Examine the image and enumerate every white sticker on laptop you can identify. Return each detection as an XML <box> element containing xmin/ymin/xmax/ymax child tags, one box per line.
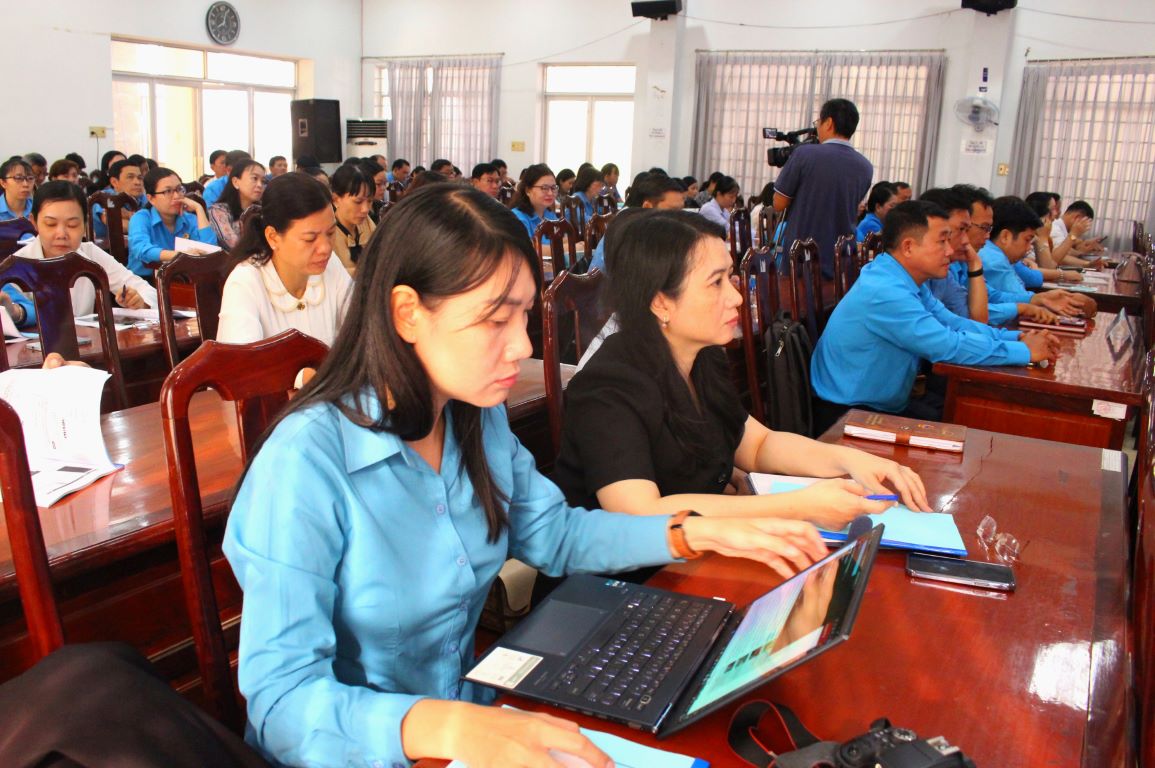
<box><xmin>465</xmin><ymin>647</ymin><xmax>542</xmax><ymax>689</ymax></box>
<box><xmin>1091</xmin><ymin>399</ymin><xmax>1127</xmax><ymax>420</ymax></box>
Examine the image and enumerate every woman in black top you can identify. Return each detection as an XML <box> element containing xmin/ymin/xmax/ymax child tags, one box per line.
<box><xmin>553</xmin><ymin>210</ymin><xmax>931</xmax><ymax>529</ymax></box>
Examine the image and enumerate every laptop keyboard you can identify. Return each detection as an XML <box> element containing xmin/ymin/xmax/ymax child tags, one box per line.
<box><xmin>546</xmin><ymin>592</ymin><xmax>713</xmax><ymax>712</ymax></box>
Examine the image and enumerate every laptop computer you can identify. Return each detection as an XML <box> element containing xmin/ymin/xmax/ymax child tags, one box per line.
<box><xmin>465</xmin><ymin>525</ymin><xmax>883</xmax><ymax>737</ymax></box>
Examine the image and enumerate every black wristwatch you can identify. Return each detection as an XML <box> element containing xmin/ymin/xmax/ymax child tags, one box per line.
<box><xmin>967</xmin><ymin>267</ymin><xmax>984</xmax><ymax>278</ymax></box>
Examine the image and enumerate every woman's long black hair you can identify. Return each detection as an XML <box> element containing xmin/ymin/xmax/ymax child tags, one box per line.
<box><xmin>239</xmin><ymin>183</ymin><xmax>542</xmax><ymax>541</ymax></box>
<box><xmin>602</xmin><ymin>209</ymin><xmax>743</xmax><ymax>466</ymax></box>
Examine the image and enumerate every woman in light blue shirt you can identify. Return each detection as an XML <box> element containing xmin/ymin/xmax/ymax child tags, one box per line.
<box><xmin>126</xmin><ymin>167</ymin><xmax>217</xmax><ymax>278</ymax></box>
<box><xmin>224</xmin><ymin>184</ymin><xmax>825</xmax><ymax>768</ymax></box>
<box><xmin>510</xmin><ymin>163</ymin><xmax>559</xmax><ymax>242</ymax></box>
<box><xmin>570</xmin><ymin>165</ymin><xmax>605</xmax><ymax>224</ymax></box>
<box><xmin>698</xmin><ymin>175</ymin><xmax>739</xmax><ymax>230</ymax></box>
<box><xmin>855</xmin><ymin>181</ymin><xmax>897</xmax><ymax>243</ymax></box>
<box><xmin>0</xmin><ymin>158</ymin><xmax>34</xmax><ymax>222</ymax></box>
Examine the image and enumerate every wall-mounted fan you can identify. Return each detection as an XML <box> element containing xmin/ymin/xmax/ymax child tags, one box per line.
<box><xmin>954</xmin><ymin>96</ymin><xmax>1000</xmax><ymax>132</ymax></box>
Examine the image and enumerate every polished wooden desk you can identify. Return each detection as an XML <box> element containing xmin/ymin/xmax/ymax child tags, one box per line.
<box><xmin>6</xmin><ymin>318</ymin><xmax>202</xmax><ymax>408</ymax></box>
<box><xmin>420</xmin><ymin>421</ymin><xmax>1131</xmax><ymax>767</ymax></box>
<box><xmin>0</xmin><ymin>357</ymin><xmax>574</xmax><ymax>683</ymax></box>
<box><xmin>933</xmin><ymin>312</ymin><xmax>1145</xmax><ymax>450</ymax></box>
<box><xmin>1035</xmin><ymin>267</ymin><xmax>1142</xmax><ymax>316</ymax></box>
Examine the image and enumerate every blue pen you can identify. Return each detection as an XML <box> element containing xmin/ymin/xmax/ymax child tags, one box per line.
<box><xmin>866</xmin><ymin>494</ymin><xmax>899</xmax><ymax>501</ymax></box>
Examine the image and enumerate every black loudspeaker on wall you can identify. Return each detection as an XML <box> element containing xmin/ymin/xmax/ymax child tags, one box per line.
<box><xmin>631</xmin><ymin>0</ymin><xmax>682</xmax><ymax>20</ymax></box>
<box><xmin>290</xmin><ymin>99</ymin><xmax>342</xmax><ymax>164</ymax></box>
<box><xmin>960</xmin><ymin>0</ymin><xmax>1017</xmax><ymax>14</ymax></box>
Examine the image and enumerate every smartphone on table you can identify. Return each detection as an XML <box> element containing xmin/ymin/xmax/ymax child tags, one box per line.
<box><xmin>906</xmin><ymin>552</ymin><xmax>1015</xmax><ymax>592</ymax></box>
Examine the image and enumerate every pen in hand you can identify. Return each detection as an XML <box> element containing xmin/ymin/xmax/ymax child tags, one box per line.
<box><xmin>865</xmin><ymin>494</ymin><xmax>899</xmax><ymax>502</ymax></box>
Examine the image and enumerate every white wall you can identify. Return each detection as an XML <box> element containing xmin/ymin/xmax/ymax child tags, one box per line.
<box><xmin>362</xmin><ymin>0</ymin><xmax>1155</xmax><ymax>192</ymax></box>
<box><xmin>2</xmin><ymin>0</ymin><xmax>362</xmax><ymax>173</ymax></box>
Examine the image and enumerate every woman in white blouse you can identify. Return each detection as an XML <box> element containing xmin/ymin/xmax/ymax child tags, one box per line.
<box><xmin>217</xmin><ymin>172</ymin><xmax>352</xmax><ymax>345</ymax></box>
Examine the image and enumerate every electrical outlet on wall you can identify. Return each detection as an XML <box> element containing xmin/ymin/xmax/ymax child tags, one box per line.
<box><xmin>89</xmin><ymin>126</ymin><xmax>107</xmax><ymax>139</ymax></box>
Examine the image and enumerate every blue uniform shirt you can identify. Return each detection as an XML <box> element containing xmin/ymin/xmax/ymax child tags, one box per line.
<box><xmin>2</xmin><ymin>285</ymin><xmax>35</xmax><ymax>329</ymax></box>
<box><xmin>699</xmin><ymin>198</ymin><xmax>731</xmax><ymax>230</ymax></box>
<box><xmin>202</xmin><ymin>175</ymin><xmax>228</xmax><ymax>207</ymax></box>
<box><xmin>224</xmin><ymin>399</ymin><xmax>674</xmax><ymax>768</ymax></box>
<box><xmin>812</xmin><ymin>253</ymin><xmax>1029</xmax><ymax>413</ymax></box>
<box><xmin>979</xmin><ymin>241</ymin><xmax>1034</xmax><ymax>303</ymax></box>
<box><xmin>1013</xmin><ymin>260</ymin><xmax>1044</xmax><ymax>289</ymax></box>
<box><xmin>589</xmin><ymin>236</ymin><xmax>607</xmax><ymax>273</ymax></box>
<box><xmin>126</xmin><ymin>207</ymin><xmax>217</xmax><ymax>278</ymax></box>
<box><xmin>510</xmin><ymin>206</ymin><xmax>558</xmax><ymax>243</ymax></box>
<box><xmin>92</xmin><ymin>189</ymin><xmax>147</xmax><ymax>240</ymax></box>
<box><xmin>855</xmin><ymin>212</ymin><xmax>882</xmax><ymax>243</ymax></box>
<box><xmin>928</xmin><ymin>261</ymin><xmax>1019</xmax><ymax>326</ymax></box>
<box><xmin>0</xmin><ymin>195</ymin><xmax>32</xmax><ymax>222</ymax></box>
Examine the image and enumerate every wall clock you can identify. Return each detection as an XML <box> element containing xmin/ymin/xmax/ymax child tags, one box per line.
<box><xmin>206</xmin><ymin>2</ymin><xmax>240</xmax><ymax>46</ymax></box>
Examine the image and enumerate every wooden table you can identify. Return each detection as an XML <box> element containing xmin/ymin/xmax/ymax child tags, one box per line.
<box><xmin>0</xmin><ymin>357</ymin><xmax>575</xmax><ymax>684</ymax></box>
<box><xmin>420</xmin><ymin>420</ymin><xmax>1131</xmax><ymax>767</ymax></box>
<box><xmin>933</xmin><ymin>312</ymin><xmax>1145</xmax><ymax>450</ymax></box>
<box><xmin>1036</xmin><ymin>266</ymin><xmax>1142</xmax><ymax>316</ymax></box>
<box><xmin>6</xmin><ymin>319</ymin><xmax>202</xmax><ymax>408</ymax></box>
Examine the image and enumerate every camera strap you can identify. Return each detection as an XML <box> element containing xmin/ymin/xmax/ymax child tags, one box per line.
<box><xmin>727</xmin><ymin>699</ymin><xmax>830</xmax><ymax>767</ymax></box>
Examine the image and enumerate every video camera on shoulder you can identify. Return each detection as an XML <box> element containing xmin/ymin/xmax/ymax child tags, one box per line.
<box><xmin>762</xmin><ymin>126</ymin><xmax>819</xmax><ymax>167</ymax></box>
<box><xmin>775</xmin><ymin>719</ymin><xmax>977</xmax><ymax>768</ymax></box>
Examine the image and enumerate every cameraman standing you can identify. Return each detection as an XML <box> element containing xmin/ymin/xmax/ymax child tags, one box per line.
<box><xmin>773</xmin><ymin>98</ymin><xmax>873</xmax><ymax>276</ymax></box>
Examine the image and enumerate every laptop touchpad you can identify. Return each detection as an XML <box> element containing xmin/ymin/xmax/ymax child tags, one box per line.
<box><xmin>513</xmin><ymin>600</ymin><xmax>606</xmax><ymax>656</ymax></box>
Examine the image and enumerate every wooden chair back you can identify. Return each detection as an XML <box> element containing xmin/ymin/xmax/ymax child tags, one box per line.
<box><xmin>160</xmin><ymin>329</ymin><xmax>329</xmax><ymax>730</ymax></box>
<box><xmin>832</xmin><ymin>234</ymin><xmax>859</xmax><ymax>301</ymax></box>
<box><xmin>238</xmin><ymin>203</ymin><xmax>262</xmax><ymax>243</ymax></box>
<box><xmin>1134</xmin><ymin>220</ymin><xmax>1147</xmax><ymax>254</ymax></box>
<box><xmin>498</xmin><ymin>183</ymin><xmax>515</xmax><ymax>208</ymax></box>
<box><xmin>786</xmin><ymin>238</ymin><xmax>824</xmax><ymax>344</ymax></box>
<box><xmin>533</xmin><ymin>218</ymin><xmax>581</xmax><ymax>277</ymax></box>
<box><xmin>155</xmin><ymin>251</ymin><xmax>235</xmax><ymax>369</ymax></box>
<box><xmin>586</xmin><ymin>211</ymin><xmax>614</xmax><ymax>254</ymax></box>
<box><xmin>0</xmin><ymin>218</ymin><xmax>36</xmax><ymax>259</ymax></box>
<box><xmin>562</xmin><ymin>196</ymin><xmax>587</xmax><ymax>240</ymax></box>
<box><xmin>0</xmin><ymin>399</ymin><xmax>64</xmax><ymax>662</ymax></box>
<box><xmin>542</xmin><ymin>270</ymin><xmax>608</xmax><ymax>457</ymax></box>
<box><xmin>0</xmin><ymin>253</ymin><xmax>127</xmax><ymax>410</ymax></box>
<box><xmin>183</xmin><ymin>180</ymin><xmax>205</xmax><ymax>195</ymax></box>
<box><xmin>738</xmin><ymin>246</ymin><xmax>783</xmax><ymax>424</ymax></box>
<box><xmin>87</xmin><ymin>192</ymin><xmax>139</xmax><ymax>265</ymax></box>
<box><xmin>757</xmin><ymin>206</ymin><xmax>783</xmax><ymax>250</ymax></box>
<box><xmin>729</xmin><ymin>208</ymin><xmax>752</xmax><ymax>267</ymax></box>
<box><xmin>593</xmin><ymin>193</ymin><xmax>617</xmax><ymax>215</ymax></box>
<box><xmin>858</xmin><ymin>231</ymin><xmax>883</xmax><ymax>267</ymax></box>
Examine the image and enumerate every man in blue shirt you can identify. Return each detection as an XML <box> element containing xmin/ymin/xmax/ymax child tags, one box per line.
<box><xmin>92</xmin><ymin>159</ymin><xmax>145</xmax><ymax>240</ymax></box>
<box><xmin>386</xmin><ymin>157</ymin><xmax>410</xmax><ymax>186</ymax></box>
<box><xmin>588</xmin><ymin>174</ymin><xmax>684</xmax><ymax>273</ymax></box>
<box><xmin>923</xmin><ymin>187</ymin><xmax>1059</xmax><ymax>327</ymax></box>
<box><xmin>773</xmin><ymin>98</ymin><xmax>873</xmax><ymax>277</ymax></box>
<box><xmin>202</xmin><ymin>149</ymin><xmax>251</xmax><ymax>207</ymax></box>
<box><xmin>979</xmin><ymin>196</ymin><xmax>1097</xmax><ymax>317</ymax></box>
<box><xmin>811</xmin><ymin>200</ymin><xmax>1059</xmax><ymax>433</ymax></box>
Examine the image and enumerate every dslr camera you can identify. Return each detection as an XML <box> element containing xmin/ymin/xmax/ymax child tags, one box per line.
<box><xmin>775</xmin><ymin>720</ymin><xmax>977</xmax><ymax>768</ymax></box>
<box><xmin>763</xmin><ymin>126</ymin><xmax>819</xmax><ymax>167</ymax></box>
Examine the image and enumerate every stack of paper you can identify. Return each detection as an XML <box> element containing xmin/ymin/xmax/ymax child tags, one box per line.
<box><xmin>0</xmin><ymin>366</ymin><xmax>120</xmax><ymax>506</ymax></box>
<box><xmin>748</xmin><ymin>473</ymin><xmax>967</xmax><ymax>556</ymax></box>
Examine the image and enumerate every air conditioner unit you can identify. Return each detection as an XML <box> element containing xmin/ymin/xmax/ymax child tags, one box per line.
<box><xmin>346</xmin><ymin>119</ymin><xmax>389</xmax><ymax>159</ymax></box>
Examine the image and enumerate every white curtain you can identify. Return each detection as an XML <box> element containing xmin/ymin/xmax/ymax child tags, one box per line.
<box><xmin>1008</xmin><ymin>58</ymin><xmax>1155</xmax><ymax>251</ymax></box>
<box><xmin>382</xmin><ymin>55</ymin><xmax>501</xmax><ymax>168</ymax></box>
<box><xmin>691</xmin><ymin>51</ymin><xmax>945</xmax><ymax>198</ymax></box>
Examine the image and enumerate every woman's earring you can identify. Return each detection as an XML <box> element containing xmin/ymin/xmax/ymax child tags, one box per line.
<box><xmin>661</xmin><ymin>315</ymin><xmax>670</xmax><ymax>329</ymax></box>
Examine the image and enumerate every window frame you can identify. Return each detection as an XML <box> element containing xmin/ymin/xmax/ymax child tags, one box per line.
<box><xmin>542</xmin><ymin>64</ymin><xmax>637</xmax><ymax>183</ymax></box>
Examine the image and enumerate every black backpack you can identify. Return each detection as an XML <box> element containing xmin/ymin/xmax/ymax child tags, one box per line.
<box><xmin>762</xmin><ymin>311</ymin><xmax>814</xmax><ymax>437</ymax></box>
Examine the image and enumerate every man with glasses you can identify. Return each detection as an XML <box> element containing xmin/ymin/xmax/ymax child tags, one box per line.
<box><xmin>469</xmin><ymin>163</ymin><xmax>501</xmax><ymax>198</ymax></box>
<box><xmin>772</xmin><ymin>98</ymin><xmax>873</xmax><ymax>277</ymax></box>
<box><xmin>924</xmin><ymin>187</ymin><xmax>1059</xmax><ymax>326</ymax></box>
<box><xmin>0</xmin><ymin>158</ymin><xmax>35</xmax><ymax>222</ymax></box>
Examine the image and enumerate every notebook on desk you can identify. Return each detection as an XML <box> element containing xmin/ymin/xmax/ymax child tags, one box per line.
<box><xmin>748</xmin><ymin>473</ymin><xmax>967</xmax><ymax>556</ymax></box>
<box><xmin>465</xmin><ymin>527</ymin><xmax>883</xmax><ymax>738</ymax></box>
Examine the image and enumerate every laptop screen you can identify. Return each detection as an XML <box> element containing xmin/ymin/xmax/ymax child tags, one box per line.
<box><xmin>684</xmin><ymin>532</ymin><xmax>876</xmax><ymax>716</ymax></box>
